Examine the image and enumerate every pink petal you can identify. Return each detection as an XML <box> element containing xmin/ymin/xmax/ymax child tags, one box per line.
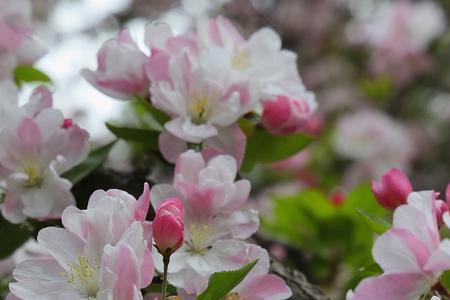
<box><xmin>135</xmin><ymin>183</ymin><xmax>150</xmax><ymax>221</ymax></box>
<box><xmin>237</xmin><ymin>274</ymin><xmax>292</xmax><ymax>300</ymax></box>
<box><xmin>113</xmin><ymin>244</ymin><xmax>142</xmax><ymax>300</ymax></box>
<box><xmin>373</xmin><ymin>228</ymin><xmax>430</xmax><ymax>273</ymax></box>
<box><xmin>349</xmin><ymin>273</ymin><xmax>431</xmax><ymax>300</ymax></box>
<box><xmin>158</xmin><ymin>131</ymin><xmax>188</xmax><ymax>163</ymax></box>
<box><xmin>174</xmin><ymin>150</ymin><xmax>205</xmax><ymax>184</ymax></box>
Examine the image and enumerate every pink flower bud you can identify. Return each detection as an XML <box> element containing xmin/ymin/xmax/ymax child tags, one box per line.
<box><xmin>371</xmin><ymin>168</ymin><xmax>413</xmax><ymax>210</ymax></box>
<box><xmin>435</xmin><ymin>199</ymin><xmax>448</xmax><ymax>227</ymax></box>
<box><xmin>330</xmin><ymin>189</ymin><xmax>346</xmax><ymax>207</ymax></box>
<box><xmin>153</xmin><ymin>198</ymin><xmax>184</xmax><ymax>255</ymax></box>
<box><xmin>62</xmin><ymin>118</ymin><xmax>73</xmax><ymax>129</ymax></box>
<box><xmin>262</xmin><ymin>94</ymin><xmax>316</xmax><ymax>135</ymax></box>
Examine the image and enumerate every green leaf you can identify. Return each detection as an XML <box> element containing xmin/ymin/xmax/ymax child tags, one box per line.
<box><xmin>357</xmin><ymin>262</ymin><xmax>383</xmax><ymax>276</ymax></box>
<box><xmin>131</xmin><ymin>98</ymin><xmax>169</xmax><ymax>132</ymax></box>
<box><xmin>0</xmin><ymin>216</ymin><xmax>33</xmax><ymax>259</ymax></box>
<box><xmin>195</xmin><ymin>260</ymin><xmax>258</xmax><ymax>300</ymax></box>
<box><xmin>360</xmin><ymin>76</ymin><xmax>394</xmax><ymax>103</ymax></box>
<box><xmin>356</xmin><ymin>208</ymin><xmax>390</xmax><ymax>234</ymax></box>
<box><xmin>62</xmin><ymin>142</ymin><xmax>116</xmax><ymax>185</ymax></box>
<box><xmin>237</xmin><ymin>118</ymin><xmax>255</xmax><ymax>137</ymax></box>
<box><xmin>441</xmin><ymin>271</ymin><xmax>450</xmax><ymax>291</ymax></box>
<box><xmin>241</xmin><ymin>130</ymin><xmax>314</xmax><ymax>172</ymax></box>
<box><xmin>106</xmin><ymin>122</ymin><xmax>159</xmax><ymax>149</ymax></box>
<box><xmin>13</xmin><ymin>65</ymin><xmax>51</xmax><ymax>85</ymax></box>
<box><xmin>341</xmin><ymin>184</ymin><xmax>386</xmax><ymax>216</ymax></box>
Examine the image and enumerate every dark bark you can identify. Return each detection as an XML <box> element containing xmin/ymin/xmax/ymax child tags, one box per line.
<box><xmin>271</xmin><ymin>260</ymin><xmax>331</xmax><ymax>300</ymax></box>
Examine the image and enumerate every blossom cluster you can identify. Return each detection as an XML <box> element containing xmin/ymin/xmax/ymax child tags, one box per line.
<box><xmin>8</xmin><ymin>184</ymin><xmax>154</xmax><ymax>299</ymax></box>
<box><xmin>83</xmin><ymin>16</ymin><xmax>317</xmax><ymax>165</ymax></box>
<box><xmin>333</xmin><ymin>110</ymin><xmax>415</xmax><ymax>178</ymax></box>
<box><xmin>0</xmin><ymin>0</ymin><xmax>46</xmax><ymax>80</ymax></box>
<box><xmin>350</xmin><ymin>0</ymin><xmax>446</xmax><ymax>85</ymax></box>
<box><xmin>151</xmin><ymin>150</ymin><xmax>292</xmax><ymax>299</ymax></box>
<box><xmin>0</xmin><ymin>80</ymin><xmax>89</xmax><ymax>223</ymax></box>
<box><xmin>6</xmin><ymin>151</ymin><xmax>292</xmax><ymax>299</ymax></box>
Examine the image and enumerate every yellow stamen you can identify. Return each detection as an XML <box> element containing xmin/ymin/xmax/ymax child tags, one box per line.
<box><xmin>188</xmin><ymin>223</ymin><xmax>210</xmax><ymax>254</ymax></box>
<box><xmin>224</xmin><ymin>292</ymin><xmax>246</xmax><ymax>300</ymax></box>
<box><xmin>24</xmin><ymin>165</ymin><xmax>42</xmax><ymax>187</ymax></box>
<box><xmin>189</xmin><ymin>93</ymin><xmax>211</xmax><ymax>124</ymax></box>
<box><xmin>231</xmin><ymin>49</ymin><xmax>251</xmax><ymax>71</ymax></box>
<box><xmin>61</xmin><ymin>256</ymin><xmax>99</xmax><ymax>297</ymax></box>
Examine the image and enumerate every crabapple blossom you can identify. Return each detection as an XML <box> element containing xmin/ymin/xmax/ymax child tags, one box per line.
<box><xmin>153</xmin><ymin>198</ymin><xmax>185</xmax><ymax>255</ymax></box>
<box><xmin>352</xmin><ymin>1</ymin><xmax>446</xmax><ymax>85</ymax></box>
<box><xmin>195</xmin><ymin>16</ymin><xmax>305</xmax><ymax>100</ymax></box>
<box><xmin>150</xmin><ymin>150</ymin><xmax>259</xmax><ymax>295</ymax></box>
<box><xmin>177</xmin><ymin>244</ymin><xmax>292</xmax><ymax>300</ymax></box>
<box><xmin>347</xmin><ymin>191</ymin><xmax>450</xmax><ymax>300</ymax></box>
<box><xmin>0</xmin><ymin>86</ymin><xmax>89</xmax><ymax>223</ymax></box>
<box><xmin>143</xmin><ymin>17</ymin><xmax>316</xmax><ymax>163</ymax></box>
<box><xmin>82</xmin><ymin>29</ymin><xmax>150</xmax><ymax>100</ymax></box>
<box><xmin>364</xmin><ymin>1</ymin><xmax>445</xmax><ymax>55</ymax></box>
<box><xmin>8</xmin><ymin>185</ymin><xmax>154</xmax><ymax>300</ymax></box>
<box><xmin>149</xmin><ymin>51</ymin><xmax>253</xmax><ymax>144</ymax></box>
<box><xmin>372</xmin><ymin>168</ymin><xmax>413</xmax><ymax>210</ymax></box>
<box><xmin>0</xmin><ymin>0</ymin><xmax>46</xmax><ymax>80</ymax></box>
<box><xmin>333</xmin><ymin>110</ymin><xmax>415</xmax><ymax>178</ymax></box>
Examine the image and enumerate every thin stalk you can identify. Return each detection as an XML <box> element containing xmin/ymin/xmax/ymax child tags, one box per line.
<box><xmin>162</xmin><ymin>254</ymin><xmax>170</xmax><ymax>300</ymax></box>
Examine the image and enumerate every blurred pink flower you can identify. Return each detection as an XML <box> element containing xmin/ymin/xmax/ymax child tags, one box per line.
<box><xmin>353</xmin><ymin>1</ymin><xmax>446</xmax><ymax>85</ymax></box>
<box><xmin>0</xmin><ymin>0</ymin><xmax>46</xmax><ymax>80</ymax></box>
<box><xmin>333</xmin><ymin>110</ymin><xmax>415</xmax><ymax>178</ymax></box>
<box><xmin>82</xmin><ymin>29</ymin><xmax>150</xmax><ymax>100</ymax></box>
<box><xmin>271</xmin><ymin>150</ymin><xmax>310</xmax><ymax>173</ymax></box>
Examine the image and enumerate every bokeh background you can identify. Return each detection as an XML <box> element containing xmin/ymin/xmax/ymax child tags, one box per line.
<box><xmin>8</xmin><ymin>0</ymin><xmax>450</xmax><ymax>298</ymax></box>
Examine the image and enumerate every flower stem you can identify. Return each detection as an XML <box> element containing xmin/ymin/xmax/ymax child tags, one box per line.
<box><xmin>162</xmin><ymin>254</ymin><xmax>170</xmax><ymax>300</ymax></box>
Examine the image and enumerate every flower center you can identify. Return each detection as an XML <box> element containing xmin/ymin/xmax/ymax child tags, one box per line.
<box><xmin>187</xmin><ymin>223</ymin><xmax>210</xmax><ymax>254</ymax></box>
<box><xmin>24</xmin><ymin>164</ymin><xmax>42</xmax><ymax>187</ymax></box>
<box><xmin>189</xmin><ymin>93</ymin><xmax>211</xmax><ymax>125</ymax></box>
<box><xmin>224</xmin><ymin>292</ymin><xmax>246</xmax><ymax>300</ymax></box>
<box><xmin>231</xmin><ymin>49</ymin><xmax>251</xmax><ymax>71</ymax></box>
<box><xmin>61</xmin><ymin>256</ymin><xmax>99</xmax><ymax>298</ymax></box>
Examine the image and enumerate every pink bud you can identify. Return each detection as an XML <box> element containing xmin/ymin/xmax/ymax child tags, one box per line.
<box><xmin>62</xmin><ymin>118</ymin><xmax>73</xmax><ymax>129</ymax></box>
<box><xmin>262</xmin><ymin>95</ymin><xmax>316</xmax><ymax>135</ymax></box>
<box><xmin>330</xmin><ymin>189</ymin><xmax>346</xmax><ymax>207</ymax></box>
<box><xmin>371</xmin><ymin>168</ymin><xmax>413</xmax><ymax>210</ymax></box>
<box><xmin>153</xmin><ymin>198</ymin><xmax>184</xmax><ymax>255</ymax></box>
<box><xmin>435</xmin><ymin>199</ymin><xmax>448</xmax><ymax>227</ymax></box>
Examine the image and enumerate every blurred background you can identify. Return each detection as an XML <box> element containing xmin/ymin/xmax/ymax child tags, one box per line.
<box><xmin>15</xmin><ymin>0</ymin><xmax>450</xmax><ymax>298</ymax></box>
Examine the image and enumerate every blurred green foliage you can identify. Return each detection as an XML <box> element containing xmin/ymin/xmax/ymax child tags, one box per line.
<box><xmin>262</xmin><ymin>184</ymin><xmax>388</xmax><ymax>297</ymax></box>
